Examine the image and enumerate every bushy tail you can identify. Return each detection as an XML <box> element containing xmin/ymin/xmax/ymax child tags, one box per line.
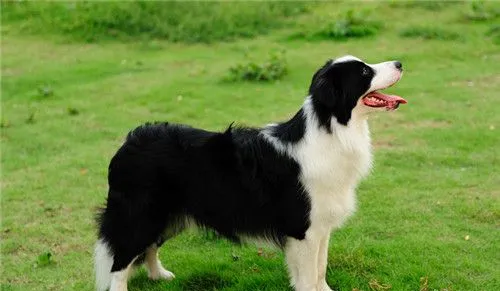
<box><xmin>94</xmin><ymin>239</ymin><xmax>113</xmax><ymax>291</ymax></box>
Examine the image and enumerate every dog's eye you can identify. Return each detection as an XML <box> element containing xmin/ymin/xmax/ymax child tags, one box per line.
<box><xmin>362</xmin><ymin>67</ymin><xmax>370</xmax><ymax>76</ymax></box>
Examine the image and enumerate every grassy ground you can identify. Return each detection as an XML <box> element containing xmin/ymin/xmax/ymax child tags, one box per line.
<box><xmin>2</xmin><ymin>1</ymin><xmax>500</xmax><ymax>291</ymax></box>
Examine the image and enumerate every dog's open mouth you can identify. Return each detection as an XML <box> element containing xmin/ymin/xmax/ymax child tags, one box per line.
<box><xmin>363</xmin><ymin>91</ymin><xmax>407</xmax><ymax>110</ymax></box>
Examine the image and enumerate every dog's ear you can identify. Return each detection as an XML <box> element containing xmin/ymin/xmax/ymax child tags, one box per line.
<box><xmin>309</xmin><ymin>61</ymin><xmax>356</xmax><ymax>126</ymax></box>
<box><xmin>308</xmin><ymin>60</ymin><xmax>338</xmax><ymax>108</ymax></box>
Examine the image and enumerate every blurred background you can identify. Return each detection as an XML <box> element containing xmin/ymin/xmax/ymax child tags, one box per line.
<box><xmin>1</xmin><ymin>1</ymin><xmax>499</xmax><ymax>291</ymax></box>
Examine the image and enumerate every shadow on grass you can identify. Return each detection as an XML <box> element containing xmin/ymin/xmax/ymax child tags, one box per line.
<box><xmin>128</xmin><ymin>269</ymin><xmax>233</xmax><ymax>291</ymax></box>
<box><xmin>181</xmin><ymin>271</ymin><xmax>234</xmax><ymax>291</ymax></box>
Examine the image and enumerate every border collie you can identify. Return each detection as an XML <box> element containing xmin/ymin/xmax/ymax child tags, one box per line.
<box><xmin>94</xmin><ymin>55</ymin><xmax>406</xmax><ymax>291</ymax></box>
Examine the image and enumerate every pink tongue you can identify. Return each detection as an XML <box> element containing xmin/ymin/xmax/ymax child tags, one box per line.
<box><xmin>367</xmin><ymin>91</ymin><xmax>407</xmax><ymax>104</ymax></box>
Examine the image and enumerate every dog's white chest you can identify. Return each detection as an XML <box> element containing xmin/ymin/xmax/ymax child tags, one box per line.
<box><xmin>297</xmin><ymin>120</ymin><xmax>373</xmax><ymax>228</ymax></box>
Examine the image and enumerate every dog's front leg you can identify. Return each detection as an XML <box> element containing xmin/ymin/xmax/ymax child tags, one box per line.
<box><xmin>285</xmin><ymin>235</ymin><xmax>322</xmax><ymax>291</ymax></box>
<box><xmin>317</xmin><ymin>232</ymin><xmax>333</xmax><ymax>291</ymax></box>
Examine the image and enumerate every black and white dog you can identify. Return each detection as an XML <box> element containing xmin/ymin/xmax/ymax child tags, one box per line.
<box><xmin>94</xmin><ymin>55</ymin><xmax>406</xmax><ymax>291</ymax></box>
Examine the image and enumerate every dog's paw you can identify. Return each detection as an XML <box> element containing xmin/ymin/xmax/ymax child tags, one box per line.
<box><xmin>319</xmin><ymin>282</ymin><xmax>334</xmax><ymax>291</ymax></box>
<box><xmin>148</xmin><ymin>267</ymin><xmax>175</xmax><ymax>281</ymax></box>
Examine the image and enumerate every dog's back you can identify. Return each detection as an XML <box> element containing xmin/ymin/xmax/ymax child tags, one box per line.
<box><xmin>107</xmin><ymin>122</ymin><xmax>217</xmax><ymax>191</ymax></box>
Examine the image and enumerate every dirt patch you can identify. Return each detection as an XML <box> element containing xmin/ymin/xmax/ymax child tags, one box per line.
<box><xmin>373</xmin><ymin>139</ymin><xmax>397</xmax><ymax>149</ymax></box>
<box><xmin>373</xmin><ymin>137</ymin><xmax>427</xmax><ymax>149</ymax></box>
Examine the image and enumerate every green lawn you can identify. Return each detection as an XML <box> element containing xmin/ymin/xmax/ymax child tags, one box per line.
<box><xmin>2</xmin><ymin>2</ymin><xmax>499</xmax><ymax>291</ymax></box>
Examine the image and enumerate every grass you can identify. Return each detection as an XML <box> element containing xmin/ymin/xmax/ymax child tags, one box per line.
<box><xmin>2</xmin><ymin>1</ymin><xmax>500</xmax><ymax>291</ymax></box>
<box><xmin>1</xmin><ymin>1</ymin><xmax>309</xmax><ymax>43</ymax></box>
<box><xmin>463</xmin><ymin>1</ymin><xmax>500</xmax><ymax>21</ymax></box>
<box><xmin>399</xmin><ymin>27</ymin><xmax>462</xmax><ymax>41</ymax></box>
<box><xmin>225</xmin><ymin>50</ymin><xmax>288</xmax><ymax>82</ymax></box>
<box><xmin>487</xmin><ymin>24</ymin><xmax>500</xmax><ymax>44</ymax></box>
<box><xmin>389</xmin><ymin>0</ymin><xmax>461</xmax><ymax>11</ymax></box>
<box><xmin>290</xmin><ymin>9</ymin><xmax>382</xmax><ymax>41</ymax></box>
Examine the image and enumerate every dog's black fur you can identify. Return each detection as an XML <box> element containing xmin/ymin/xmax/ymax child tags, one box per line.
<box><xmin>99</xmin><ymin>123</ymin><xmax>310</xmax><ymax>271</ymax></box>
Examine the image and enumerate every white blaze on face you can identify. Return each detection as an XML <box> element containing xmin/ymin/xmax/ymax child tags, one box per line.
<box><xmin>367</xmin><ymin>61</ymin><xmax>402</xmax><ymax>93</ymax></box>
<box><xmin>332</xmin><ymin>55</ymin><xmax>362</xmax><ymax>64</ymax></box>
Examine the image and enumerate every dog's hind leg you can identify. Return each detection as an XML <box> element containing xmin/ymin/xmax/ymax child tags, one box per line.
<box><xmin>145</xmin><ymin>244</ymin><xmax>175</xmax><ymax>281</ymax></box>
<box><xmin>109</xmin><ymin>258</ymin><xmax>137</xmax><ymax>291</ymax></box>
<box><xmin>96</xmin><ymin>188</ymin><xmax>176</xmax><ymax>290</ymax></box>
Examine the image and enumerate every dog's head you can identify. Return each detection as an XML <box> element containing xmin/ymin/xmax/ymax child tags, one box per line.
<box><xmin>309</xmin><ymin>55</ymin><xmax>406</xmax><ymax>126</ymax></box>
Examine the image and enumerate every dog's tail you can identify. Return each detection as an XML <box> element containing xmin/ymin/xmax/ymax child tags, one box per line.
<box><xmin>94</xmin><ymin>239</ymin><xmax>113</xmax><ymax>291</ymax></box>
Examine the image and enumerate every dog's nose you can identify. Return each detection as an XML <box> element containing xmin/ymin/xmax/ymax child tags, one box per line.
<box><xmin>394</xmin><ymin>61</ymin><xmax>403</xmax><ymax>71</ymax></box>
